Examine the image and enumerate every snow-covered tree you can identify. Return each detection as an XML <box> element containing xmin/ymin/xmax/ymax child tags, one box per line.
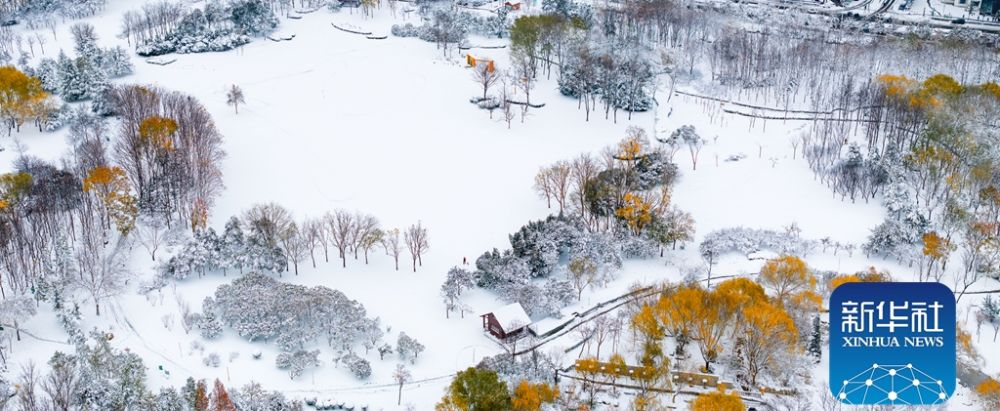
<box><xmin>441</xmin><ymin>267</ymin><xmax>474</xmax><ymax>318</ymax></box>
<box><xmin>396</xmin><ymin>333</ymin><xmax>425</xmax><ymax>364</ymax></box>
<box><xmin>226</xmin><ymin>84</ymin><xmax>245</xmax><ymax>114</ymax></box>
<box><xmin>275</xmin><ymin>350</ymin><xmax>320</xmax><ymax>380</ymax></box>
<box><xmin>198</xmin><ymin>298</ymin><xmax>223</xmax><ymax>340</ymax></box>
<box><xmin>342</xmin><ymin>353</ymin><xmax>372</xmax><ymax>379</ymax></box>
<box><xmin>230</xmin><ymin>0</ymin><xmax>278</xmax><ymax>36</ymax></box>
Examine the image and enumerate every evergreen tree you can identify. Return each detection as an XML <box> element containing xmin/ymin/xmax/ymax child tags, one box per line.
<box><xmin>230</xmin><ymin>0</ymin><xmax>278</xmax><ymax>36</ymax></box>
<box><xmin>221</xmin><ymin>216</ymin><xmax>246</xmax><ymax>274</ymax></box>
<box><xmin>57</xmin><ymin>52</ymin><xmax>89</xmax><ymax>102</ymax></box>
<box><xmin>210</xmin><ymin>379</ymin><xmax>237</xmax><ymax>411</ymax></box>
<box><xmin>808</xmin><ymin>315</ymin><xmax>823</xmax><ymax>361</ymax></box>
<box><xmin>194</xmin><ymin>379</ymin><xmax>209</xmax><ymax>411</ymax></box>
<box><xmin>154</xmin><ymin>387</ymin><xmax>187</xmax><ymax>411</ymax></box>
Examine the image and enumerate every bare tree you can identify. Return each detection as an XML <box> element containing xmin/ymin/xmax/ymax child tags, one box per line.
<box><xmin>308</xmin><ymin>217</ymin><xmax>331</xmax><ymax>263</ymax></box>
<box><xmin>17</xmin><ymin>362</ymin><xmax>42</xmax><ymax>411</ymax></box>
<box><xmin>547</xmin><ymin>161</ymin><xmax>571</xmax><ymax>215</ymax></box>
<box><xmin>512</xmin><ymin>50</ymin><xmax>535</xmax><ymax>106</ymax></box>
<box><xmin>74</xmin><ymin>212</ymin><xmax>129</xmax><ymax>316</ymax></box>
<box><xmin>137</xmin><ymin>216</ymin><xmax>166</xmax><ymax>261</ymax></box>
<box><xmin>499</xmin><ymin>75</ymin><xmax>516</xmax><ymax>129</ymax></box>
<box><xmin>226</xmin><ymin>84</ymin><xmax>245</xmax><ymax>114</ymax></box>
<box><xmin>472</xmin><ymin>64</ymin><xmax>500</xmax><ymax>100</ymax></box>
<box><xmin>324</xmin><ymin>210</ymin><xmax>355</xmax><ymax>268</ymax></box>
<box><xmin>177</xmin><ymin>294</ymin><xmax>194</xmax><ymax>335</ymax></box>
<box><xmin>533</xmin><ymin>167</ymin><xmax>554</xmax><ymax>209</ymax></box>
<box><xmin>282</xmin><ymin>223</ymin><xmax>310</xmax><ymax>275</ymax></box>
<box><xmin>43</xmin><ymin>355</ymin><xmax>78</xmax><ymax>411</ymax></box>
<box><xmin>351</xmin><ymin>213</ymin><xmax>380</xmax><ymax>261</ymax></box>
<box><xmin>404</xmin><ymin>222</ymin><xmax>429</xmax><ymax>272</ymax></box>
<box><xmin>244</xmin><ymin>203</ymin><xmax>294</xmax><ymax>249</ymax></box>
<box><xmin>393</xmin><ymin>364</ymin><xmax>412</xmax><ymax>406</ymax></box>
<box><xmin>34</xmin><ymin>33</ymin><xmax>46</xmax><ymax>55</ymax></box>
<box><xmin>357</xmin><ymin>220</ymin><xmax>383</xmax><ymax>265</ymax></box>
<box><xmin>569</xmin><ymin>154</ymin><xmax>599</xmax><ymax>226</ymax></box>
<box><xmin>303</xmin><ymin>218</ymin><xmax>323</xmax><ymax>268</ymax></box>
<box><xmin>383</xmin><ymin>228</ymin><xmax>404</xmax><ymax>271</ymax></box>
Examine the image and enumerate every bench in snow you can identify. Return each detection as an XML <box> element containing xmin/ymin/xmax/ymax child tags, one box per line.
<box><xmin>267</xmin><ymin>32</ymin><xmax>296</xmax><ymax>41</ymax></box>
<box><xmin>145</xmin><ymin>56</ymin><xmax>177</xmax><ymax>66</ymax></box>
<box><xmin>331</xmin><ymin>22</ymin><xmax>372</xmax><ymax>35</ymax></box>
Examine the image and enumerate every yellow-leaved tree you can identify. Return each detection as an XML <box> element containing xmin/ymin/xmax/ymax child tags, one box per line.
<box><xmin>690</xmin><ymin>389</ymin><xmax>745</xmax><ymax>411</ymax></box>
<box><xmin>511</xmin><ymin>381</ymin><xmax>558</xmax><ymax>411</ymax></box>
<box><xmin>976</xmin><ymin>377</ymin><xmax>1000</xmax><ymax>410</ymax></box>
<box><xmin>921</xmin><ymin>231</ymin><xmax>953</xmax><ymax>281</ymax></box>
<box><xmin>0</xmin><ymin>66</ymin><xmax>52</xmax><ymax>134</ymax></box>
<box><xmin>0</xmin><ymin>172</ymin><xmax>32</xmax><ymax>210</ymax></box>
<box><xmin>615</xmin><ymin>192</ymin><xmax>653</xmax><ymax>236</ymax></box>
<box><xmin>654</xmin><ymin>285</ymin><xmax>699</xmax><ymax>356</ymax></box>
<box><xmin>758</xmin><ymin>255</ymin><xmax>816</xmax><ymax>307</ymax></box>
<box><xmin>740</xmin><ymin>300</ymin><xmax>797</xmax><ymax>386</ymax></box>
<box><xmin>83</xmin><ymin>166</ymin><xmax>138</xmax><ymax>235</ymax></box>
<box><xmin>139</xmin><ymin>115</ymin><xmax>178</xmax><ymax>150</ymax></box>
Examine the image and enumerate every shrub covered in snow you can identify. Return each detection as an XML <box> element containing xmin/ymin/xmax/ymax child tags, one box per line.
<box><xmin>203</xmin><ymin>352</ymin><xmax>222</xmax><ymax>367</ymax></box>
<box><xmin>137</xmin><ymin>31</ymin><xmax>251</xmax><ymax>57</ymax></box>
<box><xmin>41</xmin><ymin>103</ymin><xmax>75</xmax><ymax>132</ymax></box>
<box><xmin>342</xmin><ymin>353</ymin><xmax>372</xmax><ymax>379</ymax></box>
<box><xmin>699</xmin><ymin>225</ymin><xmax>817</xmax><ymax>259</ymax></box>
<box><xmin>202</xmin><ymin>272</ymin><xmax>379</xmax><ymax>354</ymax></box>
<box><xmin>230</xmin><ymin>382</ymin><xmax>304</xmax><ymax>410</ymax></box>
<box><xmin>133</xmin><ymin>0</ymin><xmax>275</xmax><ymax>57</ymax></box>
<box><xmin>391</xmin><ymin>23</ymin><xmax>425</xmax><ymax>38</ymax></box>
<box><xmin>478</xmin><ymin>352</ymin><xmax>556</xmax><ymax>387</ymax></box>
<box><xmin>276</xmin><ymin>349</ymin><xmax>321</xmax><ymax>380</ymax></box>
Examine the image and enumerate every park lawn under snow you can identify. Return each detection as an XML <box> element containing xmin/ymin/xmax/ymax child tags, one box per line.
<box><xmin>3</xmin><ymin>1</ymin><xmax>1000</xmax><ymax>409</ymax></box>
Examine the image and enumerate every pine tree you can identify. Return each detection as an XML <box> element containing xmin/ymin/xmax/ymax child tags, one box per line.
<box><xmin>221</xmin><ymin>217</ymin><xmax>246</xmax><ymax>274</ymax></box>
<box><xmin>193</xmin><ymin>380</ymin><xmax>209</xmax><ymax>411</ymax></box>
<box><xmin>808</xmin><ymin>315</ymin><xmax>823</xmax><ymax>361</ymax></box>
<box><xmin>57</xmin><ymin>53</ymin><xmax>88</xmax><ymax>102</ymax></box>
<box><xmin>210</xmin><ymin>379</ymin><xmax>236</xmax><ymax>411</ymax></box>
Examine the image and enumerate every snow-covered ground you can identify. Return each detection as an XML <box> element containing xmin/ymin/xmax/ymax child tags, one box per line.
<box><xmin>2</xmin><ymin>1</ymin><xmax>1000</xmax><ymax>410</ymax></box>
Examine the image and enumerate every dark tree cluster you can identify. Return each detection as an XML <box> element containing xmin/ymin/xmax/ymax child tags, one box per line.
<box><xmin>6</xmin><ymin>300</ymin><xmax>302</xmax><ymax>410</ymax></box>
<box><xmin>0</xmin><ymin>0</ymin><xmax>106</xmax><ymax>26</ymax></box>
<box><xmin>1</xmin><ymin>85</ymin><xmax>224</xmax><ymax>321</ymax></box>
<box><xmin>121</xmin><ymin>0</ymin><xmax>278</xmax><ymax>56</ymax></box>
<box><xmin>162</xmin><ymin>203</ymin><xmax>430</xmax><ymax>280</ymax></box>
<box><xmin>28</xmin><ymin>23</ymin><xmax>133</xmax><ymax>109</ymax></box>
<box><xmin>109</xmin><ymin>84</ymin><xmax>225</xmax><ymax>230</ymax></box>
<box><xmin>204</xmin><ymin>272</ymin><xmax>379</xmax><ymax>354</ymax></box>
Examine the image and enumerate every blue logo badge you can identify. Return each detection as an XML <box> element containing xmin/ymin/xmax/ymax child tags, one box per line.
<box><xmin>829</xmin><ymin>282</ymin><xmax>955</xmax><ymax>405</ymax></box>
